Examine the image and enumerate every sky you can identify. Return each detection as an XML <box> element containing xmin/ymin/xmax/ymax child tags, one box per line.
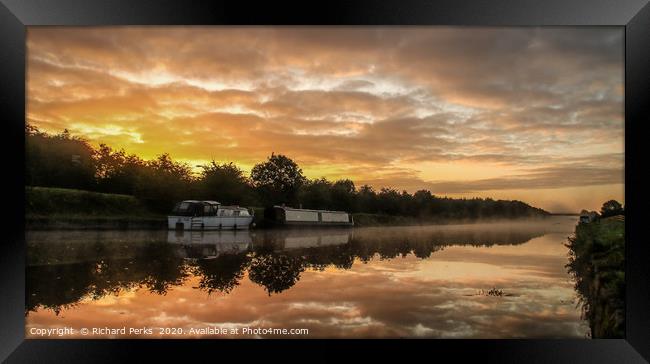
<box><xmin>26</xmin><ymin>26</ymin><xmax>624</xmax><ymax>212</ymax></box>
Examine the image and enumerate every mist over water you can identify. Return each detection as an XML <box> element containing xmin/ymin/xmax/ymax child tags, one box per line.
<box><xmin>25</xmin><ymin>216</ymin><xmax>588</xmax><ymax>338</ymax></box>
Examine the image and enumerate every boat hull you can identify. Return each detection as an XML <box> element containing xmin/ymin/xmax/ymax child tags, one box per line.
<box><xmin>168</xmin><ymin>215</ymin><xmax>254</xmax><ymax>230</ymax></box>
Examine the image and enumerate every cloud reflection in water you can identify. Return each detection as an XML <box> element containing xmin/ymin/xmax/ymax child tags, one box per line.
<box><xmin>25</xmin><ymin>217</ymin><xmax>588</xmax><ymax>338</ymax></box>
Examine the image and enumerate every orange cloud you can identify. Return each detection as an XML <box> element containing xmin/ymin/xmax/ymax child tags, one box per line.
<box><xmin>26</xmin><ymin>26</ymin><xmax>624</xmax><ymax>212</ymax></box>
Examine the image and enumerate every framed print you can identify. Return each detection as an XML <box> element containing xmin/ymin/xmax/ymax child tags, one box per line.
<box><xmin>1</xmin><ymin>0</ymin><xmax>649</xmax><ymax>362</ymax></box>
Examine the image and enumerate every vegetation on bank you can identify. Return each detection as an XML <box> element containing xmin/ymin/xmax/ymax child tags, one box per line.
<box><xmin>26</xmin><ymin>187</ymin><xmax>166</xmax><ymax>230</ymax></box>
<box><xmin>26</xmin><ymin>124</ymin><xmax>549</xmax><ymax>223</ymax></box>
<box><xmin>566</xmin><ymin>201</ymin><xmax>625</xmax><ymax>338</ymax></box>
<box><xmin>27</xmin><ymin>186</ymin><xmax>156</xmax><ymax>217</ymax></box>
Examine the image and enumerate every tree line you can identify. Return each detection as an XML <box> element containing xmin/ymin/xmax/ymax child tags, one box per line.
<box><xmin>26</xmin><ymin>124</ymin><xmax>549</xmax><ymax>218</ymax></box>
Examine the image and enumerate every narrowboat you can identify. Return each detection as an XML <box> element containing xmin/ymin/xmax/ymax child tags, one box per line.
<box><xmin>264</xmin><ymin>205</ymin><xmax>354</xmax><ymax>227</ymax></box>
<box><xmin>168</xmin><ymin>200</ymin><xmax>254</xmax><ymax>230</ymax></box>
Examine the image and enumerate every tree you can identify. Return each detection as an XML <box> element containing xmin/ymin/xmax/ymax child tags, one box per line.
<box><xmin>299</xmin><ymin>178</ymin><xmax>332</xmax><ymax>210</ymax></box>
<box><xmin>330</xmin><ymin>179</ymin><xmax>356</xmax><ymax>211</ymax></box>
<box><xmin>250</xmin><ymin>153</ymin><xmax>306</xmax><ymax>206</ymax></box>
<box><xmin>377</xmin><ymin>188</ymin><xmax>401</xmax><ymax>215</ymax></box>
<box><xmin>357</xmin><ymin>184</ymin><xmax>378</xmax><ymax>213</ymax></box>
<box><xmin>413</xmin><ymin>190</ymin><xmax>433</xmax><ymax>217</ymax></box>
<box><xmin>134</xmin><ymin>154</ymin><xmax>194</xmax><ymax>212</ymax></box>
<box><xmin>25</xmin><ymin>125</ymin><xmax>96</xmax><ymax>190</ymax></box>
<box><xmin>199</xmin><ymin>161</ymin><xmax>256</xmax><ymax>205</ymax></box>
<box><xmin>600</xmin><ymin>200</ymin><xmax>624</xmax><ymax>218</ymax></box>
<box><xmin>94</xmin><ymin>144</ymin><xmax>144</xmax><ymax>194</ymax></box>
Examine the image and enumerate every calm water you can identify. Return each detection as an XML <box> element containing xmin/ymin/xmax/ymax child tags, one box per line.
<box><xmin>25</xmin><ymin>216</ymin><xmax>589</xmax><ymax>338</ymax></box>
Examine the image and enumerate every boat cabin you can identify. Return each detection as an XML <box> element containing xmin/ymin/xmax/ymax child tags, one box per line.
<box><xmin>171</xmin><ymin>200</ymin><xmax>251</xmax><ymax>217</ymax></box>
<box><xmin>168</xmin><ymin>200</ymin><xmax>254</xmax><ymax>231</ymax></box>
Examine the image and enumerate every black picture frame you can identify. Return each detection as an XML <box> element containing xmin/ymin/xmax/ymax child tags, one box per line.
<box><xmin>1</xmin><ymin>0</ymin><xmax>648</xmax><ymax>362</ymax></box>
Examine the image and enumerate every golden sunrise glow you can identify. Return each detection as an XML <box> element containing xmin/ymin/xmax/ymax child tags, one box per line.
<box><xmin>25</xmin><ymin>225</ymin><xmax>588</xmax><ymax>338</ymax></box>
<box><xmin>26</xmin><ymin>26</ymin><xmax>624</xmax><ymax>212</ymax></box>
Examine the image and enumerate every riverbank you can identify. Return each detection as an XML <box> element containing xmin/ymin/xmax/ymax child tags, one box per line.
<box><xmin>565</xmin><ymin>216</ymin><xmax>625</xmax><ymax>338</ymax></box>
<box><xmin>26</xmin><ymin>186</ymin><xmax>550</xmax><ymax>230</ymax></box>
<box><xmin>27</xmin><ymin>215</ymin><xmax>168</xmax><ymax>230</ymax></box>
<box><xmin>26</xmin><ymin>187</ymin><xmax>166</xmax><ymax>230</ymax></box>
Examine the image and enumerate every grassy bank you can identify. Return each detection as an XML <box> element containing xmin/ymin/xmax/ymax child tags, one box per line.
<box><xmin>566</xmin><ymin>216</ymin><xmax>625</xmax><ymax>338</ymax></box>
<box><xmin>26</xmin><ymin>187</ymin><xmax>166</xmax><ymax>230</ymax></box>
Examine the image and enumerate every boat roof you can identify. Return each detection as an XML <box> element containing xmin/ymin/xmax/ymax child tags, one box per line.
<box><xmin>178</xmin><ymin>201</ymin><xmax>249</xmax><ymax>210</ymax></box>
<box><xmin>179</xmin><ymin>200</ymin><xmax>222</xmax><ymax>205</ymax></box>
<box><xmin>273</xmin><ymin>205</ymin><xmax>347</xmax><ymax>214</ymax></box>
<box><xmin>220</xmin><ymin>205</ymin><xmax>249</xmax><ymax>211</ymax></box>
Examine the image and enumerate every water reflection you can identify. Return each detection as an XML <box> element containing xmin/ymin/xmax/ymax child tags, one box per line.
<box><xmin>26</xmin><ymin>218</ymin><xmax>588</xmax><ymax>338</ymax></box>
<box><xmin>27</xmin><ymin>240</ymin><xmax>191</xmax><ymax>314</ymax></box>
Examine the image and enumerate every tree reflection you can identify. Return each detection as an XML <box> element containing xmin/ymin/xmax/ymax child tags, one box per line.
<box><xmin>26</xmin><ymin>262</ymin><xmax>93</xmax><ymax>315</ymax></box>
<box><xmin>248</xmin><ymin>253</ymin><xmax>306</xmax><ymax>295</ymax></box>
<box><xmin>26</xmin><ymin>240</ymin><xmax>188</xmax><ymax>315</ymax></box>
<box><xmin>302</xmin><ymin>244</ymin><xmax>355</xmax><ymax>270</ymax></box>
<box><xmin>26</xmin><ymin>224</ymin><xmax>548</xmax><ymax>313</ymax></box>
<box><xmin>194</xmin><ymin>253</ymin><xmax>250</xmax><ymax>294</ymax></box>
<box><xmin>135</xmin><ymin>243</ymin><xmax>191</xmax><ymax>295</ymax></box>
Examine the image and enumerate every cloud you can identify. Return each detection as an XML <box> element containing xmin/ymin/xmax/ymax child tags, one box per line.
<box><xmin>26</xmin><ymin>26</ymin><xmax>624</xmax><ymax>211</ymax></box>
<box><xmin>378</xmin><ymin>163</ymin><xmax>624</xmax><ymax>194</ymax></box>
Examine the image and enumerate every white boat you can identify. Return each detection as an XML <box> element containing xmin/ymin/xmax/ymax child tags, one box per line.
<box><xmin>168</xmin><ymin>200</ymin><xmax>254</xmax><ymax>230</ymax></box>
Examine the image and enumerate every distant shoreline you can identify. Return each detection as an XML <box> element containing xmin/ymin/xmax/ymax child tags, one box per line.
<box><xmin>26</xmin><ymin>186</ymin><xmax>554</xmax><ymax>230</ymax></box>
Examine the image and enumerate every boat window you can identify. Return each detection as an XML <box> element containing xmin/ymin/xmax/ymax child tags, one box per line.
<box><xmin>172</xmin><ymin>202</ymin><xmax>193</xmax><ymax>215</ymax></box>
<box><xmin>219</xmin><ymin>209</ymin><xmax>233</xmax><ymax>216</ymax></box>
<box><xmin>204</xmin><ymin>205</ymin><xmax>212</xmax><ymax>215</ymax></box>
<box><xmin>233</xmin><ymin>210</ymin><xmax>240</xmax><ymax>216</ymax></box>
<box><xmin>190</xmin><ymin>203</ymin><xmax>202</xmax><ymax>216</ymax></box>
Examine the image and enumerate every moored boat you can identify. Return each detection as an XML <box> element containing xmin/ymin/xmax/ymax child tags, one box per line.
<box><xmin>168</xmin><ymin>200</ymin><xmax>254</xmax><ymax>230</ymax></box>
<box><xmin>264</xmin><ymin>205</ymin><xmax>354</xmax><ymax>227</ymax></box>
